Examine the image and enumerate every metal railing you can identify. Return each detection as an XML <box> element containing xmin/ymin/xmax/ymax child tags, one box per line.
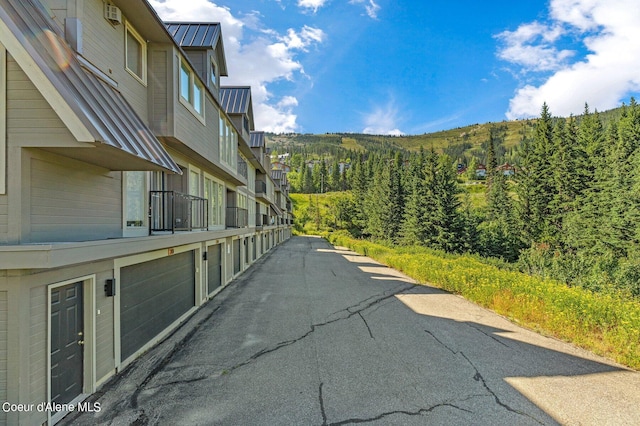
<box><xmin>226</xmin><ymin>207</ymin><xmax>248</xmax><ymax>228</ymax></box>
<box><xmin>255</xmin><ymin>180</ymin><xmax>267</xmax><ymax>194</ymax></box>
<box><xmin>255</xmin><ymin>213</ymin><xmax>270</xmax><ymax>227</ymax></box>
<box><xmin>149</xmin><ymin>191</ymin><xmax>208</xmax><ymax>234</ymax></box>
<box><xmin>237</xmin><ymin>156</ymin><xmax>248</xmax><ymax>179</ymax></box>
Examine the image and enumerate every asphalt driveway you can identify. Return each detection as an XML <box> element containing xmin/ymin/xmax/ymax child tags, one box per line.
<box><xmin>64</xmin><ymin>236</ymin><xmax>640</xmax><ymax>425</ymax></box>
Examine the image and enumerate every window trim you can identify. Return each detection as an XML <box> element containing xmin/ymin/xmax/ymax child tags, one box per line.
<box><xmin>179</xmin><ymin>58</ymin><xmax>205</xmax><ymax>123</ymax></box>
<box><xmin>124</xmin><ymin>21</ymin><xmax>147</xmax><ymax>85</ymax></box>
<box><xmin>210</xmin><ymin>60</ymin><xmax>217</xmax><ymax>88</ymax></box>
<box><xmin>204</xmin><ymin>172</ymin><xmax>225</xmax><ymax>228</ymax></box>
<box><xmin>122</xmin><ymin>171</ymin><xmax>149</xmax><ymax>237</ymax></box>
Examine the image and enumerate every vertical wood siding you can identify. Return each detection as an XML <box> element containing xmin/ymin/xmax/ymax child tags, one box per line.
<box><xmin>30</xmin><ymin>155</ymin><xmax>122</xmax><ymax>242</ymax></box>
<box><xmin>81</xmin><ymin>0</ymin><xmax>148</xmax><ymax>119</ymax></box>
<box><xmin>150</xmin><ymin>49</ymin><xmax>170</xmax><ymax>134</ymax></box>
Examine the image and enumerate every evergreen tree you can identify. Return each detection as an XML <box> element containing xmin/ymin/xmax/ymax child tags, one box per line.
<box><xmin>428</xmin><ymin>155</ymin><xmax>464</xmax><ymax>253</ymax></box>
<box><xmin>329</xmin><ymin>159</ymin><xmax>341</xmax><ymax>191</ymax></box>
<box><xmin>515</xmin><ymin>103</ymin><xmax>555</xmax><ymax>245</ymax></box>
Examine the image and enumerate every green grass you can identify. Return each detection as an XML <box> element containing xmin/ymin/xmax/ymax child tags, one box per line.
<box><xmin>326</xmin><ymin>232</ymin><xmax>640</xmax><ymax>370</ymax></box>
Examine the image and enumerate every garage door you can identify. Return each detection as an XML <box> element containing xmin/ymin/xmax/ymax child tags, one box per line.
<box><xmin>120</xmin><ymin>251</ymin><xmax>195</xmax><ymax>360</ymax></box>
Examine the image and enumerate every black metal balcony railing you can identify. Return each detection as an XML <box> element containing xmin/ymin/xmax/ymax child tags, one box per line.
<box><xmin>226</xmin><ymin>207</ymin><xmax>248</xmax><ymax>228</ymax></box>
<box><xmin>255</xmin><ymin>180</ymin><xmax>267</xmax><ymax>194</ymax></box>
<box><xmin>255</xmin><ymin>213</ymin><xmax>270</xmax><ymax>227</ymax></box>
<box><xmin>237</xmin><ymin>156</ymin><xmax>248</xmax><ymax>179</ymax></box>
<box><xmin>149</xmin><ymin>191</ymin><xmax>208</xmax><ymax>234</ymax></box>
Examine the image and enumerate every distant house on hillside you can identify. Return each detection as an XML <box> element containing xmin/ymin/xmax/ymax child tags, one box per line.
<box><xmin>498</xmin><ymin>162</ymin><xmax>516</xmax><ymax>176</ymax></box>
<box><xmin>272</xmin><ymin>161</ymin><xmax>291</xmax><ymax>172</ymax></box>
<box><xmin>475</xmin><ymin>163</ymin><xmax>487</xmax><ymax>178</ymax></box>
<box><xmin>338</xmin><ymin>161</ymin><xmax>351</xmax><ymax>173</ymax></box>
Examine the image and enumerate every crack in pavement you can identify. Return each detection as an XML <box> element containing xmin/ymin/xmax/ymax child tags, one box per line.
<box><xmin>424</xmin><ymin>329</ymin><xmax>544</xmax><ymax>424</ymax></box>
<box><xmin>358</xmin><ymin>312</ymin><xmax>375</xmax><ymax>339</ymax></box>
<box><xmin>319</xmin><ymin>382</ymin><xmax>328</xmax><ymax>426</ymax></box>
<box><xmin>465</xmin><ymin>323</ymin><xmax>510</xmax><ymax>348</ymax></box>
<box><xmin>326</xmin><ymin>402</ymin><xmax>473</xmax><ymax>425</ymax></box>
<box><xmin>460</xmin><ymin>352</ymin><xmax>545</xmax><ymax>425</ymax></box>
<box><xmin>225</xmin><ymin>286</ymin><xmax>415</xmax><ymax>373</ymax></box>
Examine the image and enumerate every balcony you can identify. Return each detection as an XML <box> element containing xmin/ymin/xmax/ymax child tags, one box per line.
<box><xmin>255</xmin><ymin>213</ymin><xmax>269</xmax><ymax>228</ymax></box>
<box><xmin>226</xmin><ymin>207</ymin><xmax>249</xmax><ymax>228</ymax></box>
<box><xmin>149</xmin><ymin>191</ymin><xmax>208</xmax><ymax>234</ymax></box>
<box><xmin>255</xmin><ymin>180</ymin><xmax>267</xmax><ymax>194</ymax></box>
<box><xmin>237</xmin><ymin>156</ymin><xmax>248</xmax><ymax>179</ymax></box>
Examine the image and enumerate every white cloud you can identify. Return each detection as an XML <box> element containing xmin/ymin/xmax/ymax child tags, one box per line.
<box><xmin>149</xmin><ymin>0</ymin><xmax>325</xmax><ymax>133</ymax></box>
<box><xmin>495</xmin><ymin>22</ymin><xmax>574</xmax><ymax>72</ymax></box>
<box><xmin>362</xmin><ymin>99</ymin><xmax>404</xmax><ymax>136</ymax></box>
<box><xmin>497</xmin><ymin>0</ymin><xmax>640</xmax><ymax>119</ymax></box>
<box><xmin>297</xmin><ymin>0</ymin><xmax>329</xmax><ymax>14</ymax></box>
<box><xmin>349</xmin><ymin>0</ymin><xmax>381</xmax><ymax>19</ymax></box>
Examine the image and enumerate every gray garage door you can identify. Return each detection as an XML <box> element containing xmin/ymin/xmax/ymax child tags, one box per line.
<box><xmin>120</xmin><ymin>251</ymin><xmax>195</xmax><ymax>360</ymax></box>
<box><xmin>207</xmin><ymin>244</ymin><xmax>222</xmax><ymax>295</ymax></box>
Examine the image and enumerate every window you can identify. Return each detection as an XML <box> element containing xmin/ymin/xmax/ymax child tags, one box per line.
<box><xmin>204</xmin><ymin>174</ymin><xmax>224</xmax><ymax>227</ymax></box>
<box><xmin>210</xmin><ymin>61</ymin><xmax>217</xmax><ymax>87</ymax></box>
<box><xmin>125</xmin><ymin>22</ymin><xmax>146</xmax><ymax>84</ymax></box>
<box><xmin>218</xmin><ymin>114</ymin><xmax>237</xmax><ymax>169</ymax></box>
<box><xmin>179</xmin><ymin>59</ymin><xmax>204</xmax><ymax>118</ymax></box>
<box><xmin>123</xmin><ymin>171</ymin><xmax>148</xmax><ymax>236</ymax></box>
<box><xmin>193</xmin><ymin>81</ymin><xmax>203</xmax><ymax>115</ymax></box>
<box><xmin>180</xmin><ymin>61</ymin><xmax>191</xmax><ymax>103</ymax></box>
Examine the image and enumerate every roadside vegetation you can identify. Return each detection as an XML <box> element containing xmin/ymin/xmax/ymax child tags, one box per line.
<box><xmin>327</xmin><ymin>232</ymin><xmax>640</xmax><ymax>370</ymax></box>
<box><xmin>286</xmin><ymin>100</ymin><xmax>640</xmax><ymax>369</ymax></box>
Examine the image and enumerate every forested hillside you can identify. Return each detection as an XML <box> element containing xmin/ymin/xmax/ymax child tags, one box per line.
<box><xmin>284</xmin><ymin>101</ymin><xmax>640</xmax><ymax>298</ymax></box>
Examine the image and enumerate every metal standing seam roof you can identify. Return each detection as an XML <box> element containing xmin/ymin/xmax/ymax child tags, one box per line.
<box><xmin>219</xmin><ymin>87</ymin><xmax>252</xmax><ymax>115</ymax></box>
<box><xmin>0</xmin><ymin>0</ymin><xmax>181</xmax><ymax>174</ymax></box>
<box><xmin>271</xmin><ymin>169</ymin><xmax>284</xmax><ymax>181</ymax></box>
<box><xmin>250</xmin><ymin>131</ymin><xmax>265</xmax><ymax>148</ymax></box>
<box><xmin>164</xmin><ymin>22</ymin><xmax>221</xmax><ymax>48</ymax></box>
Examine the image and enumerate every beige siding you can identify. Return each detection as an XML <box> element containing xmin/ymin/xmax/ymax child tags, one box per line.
<box><xmin>175</xmin><ymin>87</ymin><xmax>220</xmax><ymax>162</ymax></box>
<box><xmin>29</xmin><ymin>154</ymin><xmax>122</xmax><ymax>243</ymax></box>
<box><xmin>96</xmin><ymin>270</ymin><xmax>115</xmax><ymax>382</ymax></box>
<box><xmin>80</xmin><ymin>0</ymin><xmax>148</xmax><ymax>119</ymax></box>
<box><xmin>0</xmin><ymin>196</ymin><xmax>7</xmax><ymax>243</ymax></box>
<box><xmin>6</xmin><ymin>57</ymin><xmax>77</xmax><ymax>145</ymax></box>
<box><xmin>29</xmin><ymin>286</ymin><xmax>46</xmax><ymax>410</ymax></box>
<box><xmin>185</xmin><ymin>51</ymin><xmax>206</xmax><ymax>81</ymax></box>
<box><xmin>0</xmin><ymin>291</ymin><xmax>7</xmax><ymax>426</ymax></box>
<box><xmin>150</xmin><ymin>49</ymin><xmax>171</xmax><ymax>135</ymax></box>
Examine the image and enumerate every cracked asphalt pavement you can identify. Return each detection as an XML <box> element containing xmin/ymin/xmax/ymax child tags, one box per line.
<box><xmin>65</xmin><ymin>236</ymin><xmax>640</xmax><ymax>425</ymax></box>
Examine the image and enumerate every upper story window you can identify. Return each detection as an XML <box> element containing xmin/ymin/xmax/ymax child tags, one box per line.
<box><xmin>179</xmin><ymin>58</ymin><xmax>204</xmax><ymax>118</ymax></box>
<box><xmin>125</xmin><ymin>22</ymin><xmax>146</xmax><ymax>84</ymax></box>
<box><xmin>219</xmin><ymin>115</ymin><xmax>237</xmax><ymax>169</ymax></box>
<box><xmin>210</xmin><ymin>61</ymin><xmax>217</xmax><ymax>88</ymax></box>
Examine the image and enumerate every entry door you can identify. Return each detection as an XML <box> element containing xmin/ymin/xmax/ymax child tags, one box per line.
<box><xmin>50</xmin><ymin>282</ymin><xmax>84</xmax><ymax>405</ymax></box>
<box><xmin>207</xmin><ymin>244</ymin><xmax>222</xmax><ymax>294</ymax></box>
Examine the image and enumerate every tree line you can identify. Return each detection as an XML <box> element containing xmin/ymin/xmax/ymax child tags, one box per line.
<box><xmin>288</xmin><ymin>101</ymin><xmax>640</xmax><ymax>297</ymax></box>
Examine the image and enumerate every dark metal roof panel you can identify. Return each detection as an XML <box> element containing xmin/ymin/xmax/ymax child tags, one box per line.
<box><xmin>250</xmin><ymin>131</ymin><xmax>265</xmax><ymax>148</ymax></box>
<box><xmin>0</xmin><ymin>0</ymin><xmax>181</xmax><ymax>174</ymax></box>
<box><xmin>165</xmin><ymin>22</ymin><xmax>221</xmax><ymax>48</ymax></box>
<box><xmin>220</xmin><ymin>87</ymin><xmax>251</xmax><ymax>114</ymax></box>
<box><xmin>271</xmin><ymin>170</ymin><xmax>284</xmax><ymax>180</ymax></box>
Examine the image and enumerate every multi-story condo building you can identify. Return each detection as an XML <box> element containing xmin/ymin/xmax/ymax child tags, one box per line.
<box><xmin>0</xmin><ymin>0</ymin><xmax>292</xmax><ymax>424</ymax></box>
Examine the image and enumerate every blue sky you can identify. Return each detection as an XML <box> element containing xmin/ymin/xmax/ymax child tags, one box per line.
<box><xmin>150</xmin><ymin>0</ymin><xmax>640</xmax><ymax>135</ymax></box>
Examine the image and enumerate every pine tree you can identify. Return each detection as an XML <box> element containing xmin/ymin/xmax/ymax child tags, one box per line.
<box><xmin>329</xmin><ymin>159</ymin><xmax>341</xmax><ymax>191</ymax></box>
<box><xmin>515</xmin><ymin>103</ymin><xmax>555</xmax><ymax>245</ymax></box>
<box><xmin>428</xmin><ymin>155</ymin><xmax>464</xmax><ymax>253</ymax></box>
